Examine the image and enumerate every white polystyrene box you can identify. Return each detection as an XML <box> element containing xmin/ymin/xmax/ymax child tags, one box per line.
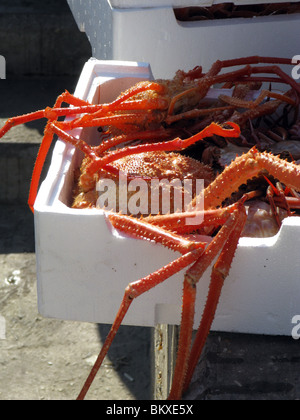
<box><xmin>67</xmin><ymin>0</ymin><xmax>300</xmax><ymax>78</ymax></box>
<box><xmin>35</xmin><ymin>59</ymin><xmax>300</xmax><ymax>336</ymax></box>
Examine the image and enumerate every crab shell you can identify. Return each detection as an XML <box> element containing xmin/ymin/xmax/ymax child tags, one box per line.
<box><xmin>73</xmin><ymin>151</ymin><xmax>214</xmax><ymax>216</ymax></box>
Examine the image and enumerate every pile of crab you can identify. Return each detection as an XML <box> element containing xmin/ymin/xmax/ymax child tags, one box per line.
<box><xmin>71</xmin><ymin>56</ymin><xmax>300</xmax><ymax>239</ymax></box>
<box><xmin>1</xmin><ymin>56</ymin><xmax>300</xmax><ymax>400</ymax></box>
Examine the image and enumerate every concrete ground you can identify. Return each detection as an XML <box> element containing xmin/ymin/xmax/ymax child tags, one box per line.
<box><xmin>0</xmin><ymin>78</ymin><xmax>299</xmax><ymax>401</ymax></box>
<box><xmin>0</xmin><ymin>78</ymin><xmax>152</xmax><ymax>400</ymax></box>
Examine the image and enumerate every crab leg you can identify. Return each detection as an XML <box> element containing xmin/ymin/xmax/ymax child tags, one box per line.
<box><xmin>64</xmin><ymin>98</ymin><xmax>169</xmax><ymax>130</ymax></box>
<box><xmin>76</xmin><ymin>204</ymin><xmax>246</xmax><ymax>400</ymax></box>
<box><xmin>107</xmin><ymin>213</ymin><xmax>206</xmax><ymax>254</ymax></box>
<box><xmin>76</xmin><ymin>246</ymin><xmax>204</xmax><ymax>400</ymax></box>
<box><xmin>168</xmin><ymin>276</ymin><xmax>196</xmax><ymax>400</ymax></box>
<box><xmin>211</xmin><ymin>56</ymin><xmax>300</xmax><ymax>93</ymax></box>
<box><xmin>143</xmin><ymin>207</ymin><xmax>233</xmax><ymax>235</ymax></box>
<box><xmin>7</xmin><ymin>91</ymin><xmax>93</xmax><ymax>212</ymax></box>
<box><xmin>80</xmin><ymin>121</ymin><xmax>240</xmax><ymax>178</ymax></box>
<box><xmin>167</xmin><ymin>57</ymin><xmax>300</xmax><ymax>124</ymax></box>
<box><xmin>0</xmin><ymin>82</ymin><xmax>165</xmax><ymax>137</ymax></box>
<box><xmin>167</xmin><ymin>205</ymin><xmax>246</xmax><ymax>400</ymax></box>
<box><xmin>94</xmin><ymin>128</ymin><xmax>172</xmax><ymax>154</ymax></box>
<box><xmin>43</xmin><ymin>121</ymin><xmax>240</xmax><ymax>194</ymax></box>
<box><xmin>196</xmin><ymin>146</ymin><xmax>300</xmax><ymax>210</ymax></box>
<box><xmin>0</xmin><ymin>91</ymin><xmax>92</xmax><ymax>139</ymax></box>
<box><xmin>219</xmin><ymin>89</ymin><xmax>296</xmax><ymax>109</ymax></box>
<box><xmin>182</xmin><ymin>206</ymin><xmax>247</xmax><ymax>395</ymax></box>
<box><xmin>215</xmin><ymin>56</ymin><xmax>298</xmax><ymax>68</ymax></box>
<box><xmin>144</xmin><ymin>192</ymin><xmax>261</xmax><ymax>233</ymax></box>
<box><xmin>27</xmin><ymin>92</ymin><xmax>95</xmax><ymax>212</ymax></box>
<box><xmin>165</xmin><ymin>105</ymin><xmax>234</xmax><ymax>125</ymax></box>
<box><xmin>276</xmin><ymin>196</ymin><xmax>300</xmax><ymax>209</ymax></box>
<box><xmin>167</xmin><ymin>66</ymin><xmax>254</xmax><ymax>117</ymax></box>
<box><xmin>65</xmin><ymin>81</ymin><xmax>167</xmax><ymax>130</ymax></box>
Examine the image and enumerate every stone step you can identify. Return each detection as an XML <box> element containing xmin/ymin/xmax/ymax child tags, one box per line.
<box><xmin>0</xmin><ymin>0</ymin><xmax>91</xmax><ymax>77</ymax></box>
<box><xmin>0</xmin><ymin>205</ymin><xmax>34</xmax><ymax>253</ymax></box>
<box><xmin>0</xmin><ymin>77</ymin><xmax>78</xmax><ymax>205</ymax></box>
<box><xmin>0</xmin><ymin>143</ymin><xmax>43</xmax><ymax>205</ymax></box>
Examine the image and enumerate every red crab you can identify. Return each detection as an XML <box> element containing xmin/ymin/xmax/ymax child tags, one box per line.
<box><xmin>1</xmin><ymin>56</ymin><xmax>300</xmax><ymax>400</ymax></box>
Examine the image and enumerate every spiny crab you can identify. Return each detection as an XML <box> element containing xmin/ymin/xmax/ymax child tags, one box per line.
<box><xmin>1</xmin><ymin>56</ymin><xmax>300</xmax><ymax>400</ymax></box>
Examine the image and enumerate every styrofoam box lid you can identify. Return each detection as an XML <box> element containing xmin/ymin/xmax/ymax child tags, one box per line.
<box><xmin>110</xmin><ymin>0</ymin><xmax>299</xmax><ymax>7</ymax></box>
